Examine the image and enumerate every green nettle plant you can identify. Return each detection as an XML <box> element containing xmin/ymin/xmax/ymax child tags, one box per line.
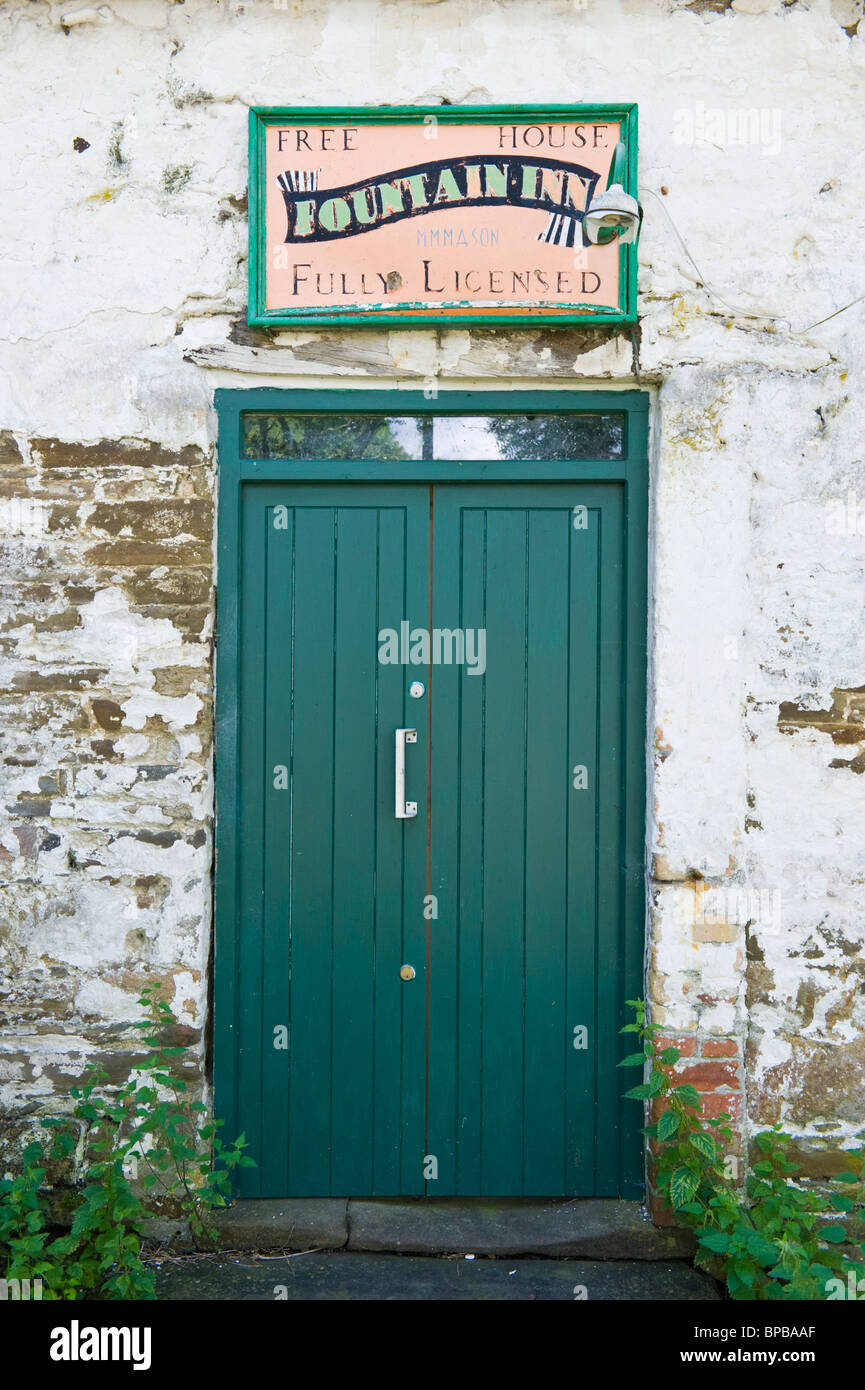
<box><xmin>620</xmin><ymin>998</ymin><xmax>865</xmax><ymax>1301</ymax></box>
<box><xmin>0</xmin><ymin>985</ymin><xmax>255</xmax><ymax>1300</ymax></box>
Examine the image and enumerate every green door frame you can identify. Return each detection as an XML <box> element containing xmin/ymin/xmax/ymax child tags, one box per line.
<box><xmin>213</xmin><ymin>386</ymin><xmax>650</xmax><ymax>1199</ymax></box>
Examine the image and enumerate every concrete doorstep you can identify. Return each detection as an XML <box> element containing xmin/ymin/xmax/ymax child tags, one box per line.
<box><xmin>149</xmin><ymin>1200</ymin><xmax>716</xmax><ymax>1301</ymax></box>
<box><xmin>146</xmin><ymin>1196</ymin><xmax>695</xmax><ymax>1260</ymax></box>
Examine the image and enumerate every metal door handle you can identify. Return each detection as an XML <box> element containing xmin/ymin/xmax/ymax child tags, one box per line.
<box><xmin>395</xmin><ymin>728</ymin><xmax>418</xmax><ymax>819</ymax></box>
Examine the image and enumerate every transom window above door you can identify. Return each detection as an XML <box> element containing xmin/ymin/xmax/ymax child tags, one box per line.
<box><xmin>240</xmin><ymin>411</ymin><xmax>625</xmax><ymax>461</ymax></box>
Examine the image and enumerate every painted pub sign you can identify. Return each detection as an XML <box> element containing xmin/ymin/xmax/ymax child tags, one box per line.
<box><xmin>248</xmin><ymin>105</ymin><xmax>638</xmax><ymax>328</ymax></box>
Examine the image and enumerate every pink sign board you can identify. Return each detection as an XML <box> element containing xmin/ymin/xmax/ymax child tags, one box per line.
<box><xmin>249</xmin><ymin>107</ymin><xmax>637</xmax><ymax>327</ymax></box>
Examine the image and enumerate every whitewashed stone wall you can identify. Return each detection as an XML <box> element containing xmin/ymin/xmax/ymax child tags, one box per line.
<box><xmin>0</xmin><ymin>0</ymin><xmax>863</xmax><ymax>1186</ymax></box>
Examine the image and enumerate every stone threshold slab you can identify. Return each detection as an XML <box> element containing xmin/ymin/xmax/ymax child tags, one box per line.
<box><xmin>172</xmin><ymin>1197</ymin><xmax>695</xmax><ymax>1260</ymax></box>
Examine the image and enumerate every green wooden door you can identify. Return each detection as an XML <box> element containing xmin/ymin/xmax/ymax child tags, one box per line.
<box><xmin>236</xmin><ymin>484</ymin><xmax>430</xmax><ymax>1196</ymax></box>
<box><xmin>215</xmin><ymin>393</ymin><xmax>647</xmax><ymax>1201</ymax></box>
<box><xmin>428</xmin><ymin>484</ymin><xmax>628</xmax><ymax>1196</ymax></box>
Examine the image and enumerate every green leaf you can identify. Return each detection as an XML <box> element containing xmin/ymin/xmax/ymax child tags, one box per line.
<box><xmin>657</xmin><ymin>1110</ymin><xmax>680</xmax><ymax>1141</ymax></box>
<box><xmin>835</xmin><ymin>1172</ymin><xmax>859</xmax><ymax>1185</ymax></box>
<box><xmin>698</xmin><ymin>1229</ymin><xmax>731</xmax><ymax>1254</ymax></box>
<box><xmin>658</xmin><ymin>1048</ymin><xmax>681</xmax><ymax>1065</ymax></box>
<box><xmin>623</xmin><ymin>1083</ymin><xmax>654</xmax><ymax>1100</ymax></box>
<box><xmin>51</xmin><ymin>1132</ymin><xmax>76</xmax><ymax>1158</ymax></box>
<box><xmin>14</xmin><ymin>1233</ymin><xmax>49</xmax><ymax>1256</ymax></box>
<box><xmin>818</xmin><ymin>1224</ymin><xmax>848</xmax><ymax>1244</ymax></box>
<box><xmin>689</xmin><ymin>1131</ymin><xmax>717</xmax><ymax>1162</ymax></box>
<box><xmin>618</xmin><ymin>1053</ymin><xmax>647</xmax><ymax>1067</ymax></box>
<box><xmin>747</xmin><ymin>1232</ymin><xmax>780</xmax><ymax>1266</ymax></box>
<box><xmin>831</xmin><ymin>1194</ymin><xmax>853</xmax><ymax>1212</ymax></box>
<box><xmin>670</xmin><ymin>1166</ymin><xmax>700</xmax><ymax>1209</ymax></box>
<box><xmin>733</xmin><ymin>1260</ymin><xmax>755</xmax><ymax>1288</ymax></box>
<box><xmin>673</xmin><ymin>1084</ymin><xmax>702</xmax><ymax>1109</ymax></box>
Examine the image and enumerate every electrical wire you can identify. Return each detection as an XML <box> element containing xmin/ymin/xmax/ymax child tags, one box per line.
<box><xmin>639</xmin><ymin>185</ymin><xmax>864</xmax><ymax>336</ymax></box>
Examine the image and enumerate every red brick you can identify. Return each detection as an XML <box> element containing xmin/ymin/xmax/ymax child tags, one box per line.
<box><xmin>702</xmin><ymin>1038</ymin><xmax>738</xmax><ymax>1058</ymax></box>
<box><xmin>647</xmin><ymin>1187</ymin><xmax>678</xmax><ymax>1227</ymax></box>
<box><xmin>655</xmin><ymin>1035</ymin><xmax>698</xmax><ymax>1058</ymax></box>
<box><xmin>700</xmin><ymin>1092</ymin><xmax>743</xmax><ymax>1120</ymax></box>
<box><xmin>675</xmin><ymin>1060</ymin><xmax>740</xmax><ymax>1091</ymax></box>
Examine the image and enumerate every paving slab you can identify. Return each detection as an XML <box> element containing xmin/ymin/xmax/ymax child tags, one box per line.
<box><xmin>155</xmin><ymin>1251</ymin><xmax>720</xmax><ymax>1301</ymax></box>
<box><xmin>211</xmin><ymin>1198</ymin><xmax>348</xmax><ymax>1251</ymax></box>
<box><xmin>206</xmin><ymin>1196</ymin><xmax>694</xmax><ymax>1259</ymax></box>
<box><xmin>346</xmin><ymin>1197</ymin><xmax>695</xmax><ymax>1260</ymax></box>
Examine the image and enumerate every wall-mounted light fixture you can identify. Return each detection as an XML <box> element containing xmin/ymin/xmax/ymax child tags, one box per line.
<box><xmin>583</xmin><ymin>141</ymin><xmax>643</xmax><ymax>247</ymax></box>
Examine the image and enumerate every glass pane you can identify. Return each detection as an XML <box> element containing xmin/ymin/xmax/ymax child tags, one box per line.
<box><xmin>433</xmin><ymin>414</ymin><xmax>624</xmax><ymax>460</ymax></box>
<box><xmin>241</xmin><ymin>412</ymin><xmax>623</xmax><ymax>461</ymax></box>
<box><xmin>242</xmin><ymin>414</ymin><xmax>423</xmax><ymax>459</ymax></box>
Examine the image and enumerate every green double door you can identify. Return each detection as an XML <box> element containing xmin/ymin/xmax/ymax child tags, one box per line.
<box><xmin>224</xmin><ymin>457</ymin><xmax>645</xmax><ymax>1199</ymax></box>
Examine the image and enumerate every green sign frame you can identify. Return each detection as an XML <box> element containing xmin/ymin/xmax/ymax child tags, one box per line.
<box><xmin>248</xmin><ymin>104</ymin><xmax>638</xmax><ymax>330</ymax></box>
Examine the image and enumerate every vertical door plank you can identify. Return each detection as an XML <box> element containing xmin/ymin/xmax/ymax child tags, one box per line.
<box><xmin>397</xmin><ymin>494</ymin><xmax>431</xmax><ymax>1196</ymax></box>
<box><xmin>593</xmin><ymin>484</ymin><xmax>626</xmax><ymax>1194</ymax></box>
<box><xmin>286</xmin><ymin>503</ymin><xmax>337</xmax><ymax>1192</ymax></box>
<box><xmin>478</xmin><ymin>505</ymin><xmax>528</xmax><ymax>1193</ymax></box>
<box><xmin>371</xmin><ymin>505</ymin><xmax>408</xmax><ymax>1193</ymax></box>
<box><xmin>564</xmin><ymin>495</ymin><xmax>602</xmax><ymax>1195</ymax></box>
<box><xmin>448</xmin><ymin>504</ymin><xmax>487</xmax><ymax>1194</ymax></box>
<box><xmin>426</xmin><ymin>494</ymin><xmax>463</xmax><ymax>1192</ymax></box>
<box><xmin>261</xmin><ymin>501</ymin><xmax>295</xmax><ymax>1196</ymax></box>
<box><xmin>330</xmin><ymin>507</ymin><xmax>379</xmax><ymax>1193</ymax></box>
<box><xmin>523</xmin><ymin>506</ymin><xmax>571</xmax><ymax>1194</ymax></box>
<box><xmin>236</xmin><ymin>492</ymin><xmax>268</xmax><ymax>1196</ymax></box>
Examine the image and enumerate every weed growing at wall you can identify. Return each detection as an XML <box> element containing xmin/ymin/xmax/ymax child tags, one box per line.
<box><xmin>0</xmin><ymin>985</ymin><xmax>254</xmax><ymax>1299</ymax></box>
<box><xmin>621</xmin><ymin>999</ymin><xmax>865</xmax><ymax>1300</ymax></box>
